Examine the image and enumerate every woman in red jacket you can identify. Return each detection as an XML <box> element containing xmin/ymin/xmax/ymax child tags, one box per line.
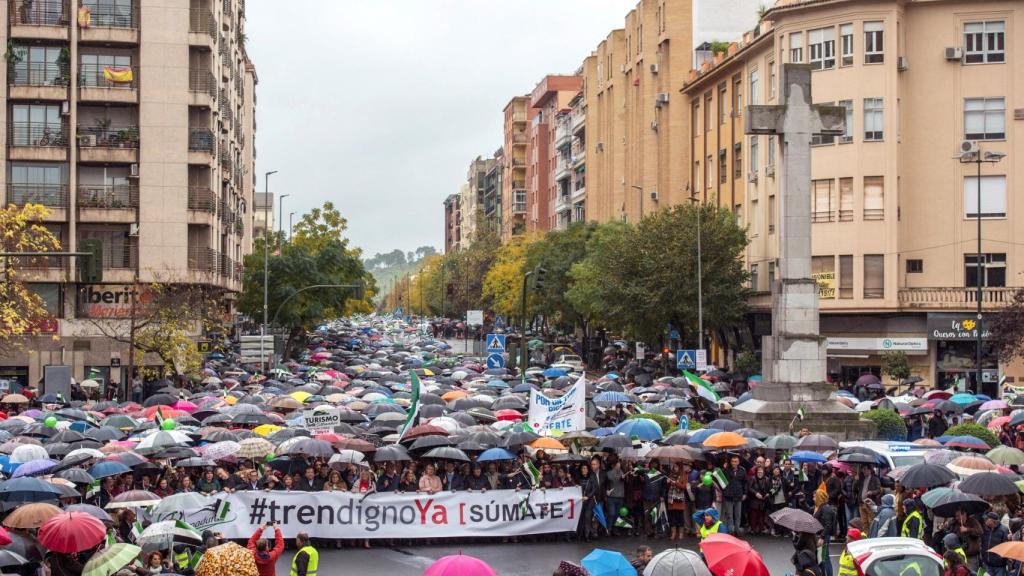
<box><xmin>247</xmin><ymin>522</ymin><xmax>284</xmax><ymax>576</ymax></box>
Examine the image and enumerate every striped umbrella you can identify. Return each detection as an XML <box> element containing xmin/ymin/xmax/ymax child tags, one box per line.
<box><xmin>137</xmin><ymin>520</ymin><xmax>203</xmax><ymax>546</ymax></box>
<box><xmin>83</xmin><ymin>543</ymin><xmax>141</xmax><ymax>576</ymax></box>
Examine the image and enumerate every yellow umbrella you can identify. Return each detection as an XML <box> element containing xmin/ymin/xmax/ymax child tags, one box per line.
<box><xmin>222</xmin><ymin>395</ymin><xmax>238</xmax><ymax>406</ymax></box>
<box><xmin>422</xmin><ymin>369</ymin><xmax>434</xmax><ymax>377</ymax></box>
<box><xmin>289</xmin><ymin>391</ymin><xmax>311</xmax><ymax>403</ymax></box>
<box><xmin>252</xmin><ymin>424</ymin><xmax>282</xmax><ymax>437</ymax></box>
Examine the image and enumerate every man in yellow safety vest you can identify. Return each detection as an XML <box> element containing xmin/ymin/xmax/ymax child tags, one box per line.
<box><xmin>838</xmin><ymin>528</ymin><xmax>863</xmax><ymax>576</ymax></box>
<box><xmin>290</xmin><ymin>532</ymin><xmax>318</xmax><ymax>576</ymax></box>
<box><xmin>693</xmin><ymin>508</ymin><xmax>727</xmax><ymax>540</ymax></box>
<box><xmin>901</xmin><ymin>499</ymin><xmax>925</xmax><ymax>541</ymax></box>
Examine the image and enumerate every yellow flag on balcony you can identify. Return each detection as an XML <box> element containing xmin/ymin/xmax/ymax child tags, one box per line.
<box><xmin>103</xmin><ymin>66</ymin><xmax>133</xmax><ymax>84</ymax></box>
<box><xmin>78</xmin><ymin>6</ymin><xmax>91</xmax><ymax>28</ymax></box>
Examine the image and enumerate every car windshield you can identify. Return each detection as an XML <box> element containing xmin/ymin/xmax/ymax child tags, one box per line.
<box><xmin>867</xmin><ymin>555</ymin><xmax>941</xmax><ymax>576</ymax></box>
<box><xmin>891</xmin><ymin>455</ymin><xmax>925</xmax><ymax>468</ymax></box>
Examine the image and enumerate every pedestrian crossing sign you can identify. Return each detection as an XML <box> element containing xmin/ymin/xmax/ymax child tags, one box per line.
<box><xmin>676</xmin><ymin>350</ymin><xmax>696</xmax><ymax>370</ymax></box>
<box><xmin>486</xmin><ymin>334</ymin><xmax>506</xmax><ymax>353</ymax></box>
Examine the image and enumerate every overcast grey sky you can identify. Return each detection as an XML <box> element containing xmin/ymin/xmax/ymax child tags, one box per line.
<box><xmin>245</xmin><ymin>0</ymin><xmax>636</xmax><ymax>258</ymax></box>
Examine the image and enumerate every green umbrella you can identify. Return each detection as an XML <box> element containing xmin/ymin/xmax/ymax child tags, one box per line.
<box><xmin>84</xmin><ymin>543</ymin><xmax>142</xmax><ymax>576</ymax></box>
<box><xmin>987</xmin><ymin>446</ymin><xmax>1024</xmax><ymax>466</ymax></box>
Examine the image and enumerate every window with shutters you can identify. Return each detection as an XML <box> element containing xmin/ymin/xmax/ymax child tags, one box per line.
<box><xmin>863</xmin><ymin>255</ymin><xmax>884</xmax><ymax>298</ymax></box>
<box><xmin>963</xmin><ymin>175</ymin><xmax>1006</xmax><ymax>218</ymax></box>
<box><xmin>812</xmin><ymin>179</ymin><xmax>833</xmax><ymax>223</ymax></box>
<box><xmin>838</xmin><ymin>178</ymin><xmax>854</xmax><ymax>221</ymax></box>
<box><xmin>790</xmin><ymin>32</ymin><xmax>804</xmax><ymax>63</ymax></box>
<box><xmin>964</xmin><ymin>21</ymin><xmax>1004</xmax><ymax>64</ymax></box>
<box><xmin>839</xmin><ymin>255</ymin><xmax>853</xmax><ymax>299</ymax></box>
<box><xmin>719</xmin><ymin>150</ymin><xmax>727</xmax><ymax>184</ymax></box>
<box><xmin>840</xmin><ymin>24</ymin><xmax>854</xmax><ymax>66</ymax></box>
<box><xmin>864</xmin><ymin>21</ymin><xmax>884</xmax><ymax>64</ymax></box>
<box><xmin>864</xmin><ymin>176</ymin><xmax>884</xmax><ymax>220</ymax></box>
<box><xmin>751</xmin><ymin>199</ymin><xmax>760</xmax><ymax>236</ymax></box>
<box><xmin>963</xmin><ymin>98</ymin><xmax>1005</xmax><ymax>140</ymax></box>
<box><xmin>768</xmin><ymin>195</ymin><xmax>776</xmax><ymax>233</ymax></box>
<box><xmin>734</xmin><ymin>143</ymin><xmax>742</xmax><ymax>180</ymax></box>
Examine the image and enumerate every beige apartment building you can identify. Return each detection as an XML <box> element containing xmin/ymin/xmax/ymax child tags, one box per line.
<box><xmin>500</xmin><ymin>96</ymin><xmax>530</xmax><ymax>241</ymax></box>
<box><xmin>0</xmin><ymin>0</ymin><xmax>257</xmax><ymax>392</ymax></box>
<box><xmin>553</xmin><ymin>91</ymin><xmax>586</xmax><ymax>229</ymax></box>
<box><xmin>682</xmin><ymin>0</ymin><xmax>1022</xmax><ymax>395</ymax></box>
<box><xmin>529</xmin><ymin>75</ymin><xmax>580</xmax><ymax>234</ymax></box>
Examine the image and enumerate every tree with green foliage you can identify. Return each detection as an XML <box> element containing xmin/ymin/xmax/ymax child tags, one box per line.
<box><xmin>626</xmin><ymin>412</ymin><xmax>672</xmax><ymax>434</ymax></box>
<box><xmin>989</xmin><ymin>288</ymin><xmax>1024</xmax><ymax>364</ymax></box>
<box><xmin>525</xmin><ymin>222</ymin><xmax>596</xmax><ymax>331</ymax></box>
<box><xmin>734</xmin><ymin>350</ymin><xmax>761</xmax><ymax>376</ymax></box>
<box><xmin>945</xmin><ymin>423</ymin><xmax>1000</xmax><ymax>448</ymax></box>
<box><xmin>862</xmin><ymin>409</ymin><xmax>906</xmax><ymax>441</ymax></box>
<box><xmin>881</xmin><ymin>351</ymin><xmax>911</xmax><ymax>388</ymax></box>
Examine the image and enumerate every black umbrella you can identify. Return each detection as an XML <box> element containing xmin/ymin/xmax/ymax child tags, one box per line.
<box><xmin>958</xmin><ymin>472</ymin><xmax>1019</xmax><ymax>497</ymax></box>
<box><xmin>55</xmin><ymin>468</ymin><xmax>95</xmax><ymax>485</ymax></box>
<box><xmin>0</xmin><ymin>478</ymin><xmax>63</xmax><ymax>504</ymax></box>
<box><xmin>837</xmin><ymin>452</ymin><xmax>877</xmax><ymax>465</ymax></box>
<box><xmin>928</xmin><ymin>489</ymin><xmax>990</xmax><ymax>517</ymax></box>
<box><xmin>85</xmin><ymin>427</ymin><xmax>124</xmax><ymax>442</ymax></box>
<box><xmin>266</xmin><ymin>456</ymin><xmax>308</xmax><ymax>475</ymax></box>
<box><xmin>597</xmin><ymin>434</ymin><xmax>633</xmax><ymax>450</ymax></box>
<box><xmin>410</xmin><ymin>436</ymin><xmax>453</xmax><ymax>451</ymax></box>
<box><xmin>551</xmin><ymin>453</ymin><xmax>588</xmax><ymax>463</ymax></box>
<box><xmin>899</xmin><ymin>463</ymin><xmax>957</xmax><ymax>489</ymax></box>
<box><xmin>374</xmin><ymin>445</ymin><xmax>411</xmax><ymax>463</ymax></box>
<box><xmin>795</xmin><ymin>434</ymin><xmax>839</xmax><ymax>452</ymax></box>
<box><xmin>769</xmin><ymin>507</ymin><xmax>823</xmax><ymax>533</ymax></box>
<box><xmin>48</xmin><ymin>429</ymin><xmax>86</xmax><ymax>444</ymax></box>
<box><xmin>503</xmin><ymin>431</ymin><xmax>540</xmax><ymax>447</ymax></box>
<box><xmin>143</xmin><ymin>394</ymin><xmax>177</xmax><ymax>407</ymax></box>
<box><xmin>287</xmin><ymin>438</ymin><xmax>334</xmax><ymax>458</ymax></box>
<box><xmin>707</xmin><ymin>419</ymin><xmax>741</xmax><ymax>431</ymax></box>
<box><xmin>232</xmin><ymin>413</ymin><xmax>273</xmax><ymax>426</ymax></box>
<box><xmin>423</xmin><ymin>446</ymin><xmax>470</xmax><ymax>462</ymax></box>
<box><xmin>661</xmin><ymin>431</ymin><xmax>691</xmax><ymax>446</ymax></box>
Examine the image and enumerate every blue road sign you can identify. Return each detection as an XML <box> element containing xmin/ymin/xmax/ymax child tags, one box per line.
<box><xmin>486</xmin><ymin>353</ymin><xmax>506</xmax><ymax>369</ymax></box>
<box><xmin>676</xmin><ymin>349</ymin><xmax>696</xmax><ymax>370</ymax></box>
<box><xmin>495</xmin><ymin>315</ymin><xmax>506</xmax><ymax>329</ymax></box>
<box><xmin>669</xmin><ymin>329</ymin><xmax>681</xmax><ymax>340</ymax></box>
<box><xmin>678</xmin><ymin>415</ymin><xmax>689</xmax><ymax>430</ymax></box>
<box><xmin>486</xmin><ymin>334</ymin><xmax>506</xmax><ymax>353</ymax></box>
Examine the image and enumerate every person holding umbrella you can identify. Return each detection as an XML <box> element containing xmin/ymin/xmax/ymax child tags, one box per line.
<box><xmin>941</xmin><ymin>509</ymin><xmax>982</xmax><ymax>570</ymax></box>
<box><xmin>981</xmin><ymin>511</ymin><xmax>1010</xmax><ymax>576</ymax></box>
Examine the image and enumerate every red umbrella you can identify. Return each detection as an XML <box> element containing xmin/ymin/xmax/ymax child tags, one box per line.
<box><xmin>700</xmin><ymin>533</ymin><xmax>770</xmax><ymax>576</ymax></box>
<box><xmin>494</xmin><ymin>409</ymin><xmax>524</xmax><ymax>422</ymax></box>
<box><xmin>402</xmin><ymin>424</ymin><xmax>448</xmax><ymax>440</ymax></box>
<box><xmin>0</xmin><ymin>525</ymin><xmax>12</xmax><ymax>546</ymax></box>
<box><xmin>38</xmin><ymin>512</ymin><xmax>105</xmax><ymax>553</ymax></box>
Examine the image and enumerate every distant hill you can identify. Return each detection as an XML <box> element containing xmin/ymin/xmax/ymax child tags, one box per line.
<box><xmin>365</xmin><ymin>246</ymin><xmax>437</xmax><ymax>305</ymax></box>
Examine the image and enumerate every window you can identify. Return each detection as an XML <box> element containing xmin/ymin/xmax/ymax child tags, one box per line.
<box><xmin>812</xmin><ymin>256</ymin><xmax>836</xmax><ymax>299</ymax></box>
<box><xmin>964</xmin><ymin>97</ymin><xmax>1005</xmax><ymax>140</ymax></box>
<box><xmin>694</xmin><ymin>161</ymin><xmax>701</xmax><ymax>191</ymax></box>
<box><xmin>863</xmin><ymin>254</ymin><xmax>884</xmax><ymax>298</ymax></box>
<box><xmin>839</xmin><ymin>255</ymin><xmax>853</xmax><ymax>299</ymax></box>
<box><xmin>79</xmin><ymin>226</ymin><xmax>134</xmax><ymax>269</ymax></box>
<box><xmin>964</xmin><ymin>21</ymin><xmax>1005</xmax><ymax>64</ymax></box>
<box><xmin>751</xmin><ymin>199</ymin><xmax>760</xmax><ymax>235</ymax></box>
<box><xmin>749</xmin><ymin>69</ymin><xmax>759</xmax><ymax>105</ymax></box>
<box><xmin>768</xmin><ymin>261</ymin><xmax>775</xmax><ymax>287</ymax></box>
<box><xmin>965</xmin><ymin>253</ymin><xmax>1006</xmax><ymax>287</ymax></box>
<box><xmin>750</xmin><ymin>263</ymin><xmax>759</xmax><ymax>291</ymax></box>
<box><xmin>839</xmin><ymin>100</ymin><xmax>854</xmax><ymax>143</ymax></box>
<box><xmin>864</xmin><ymin>176</ymin><xmax>884</xmax><ymax>220</ymax></box>
<box><xmin>811</xmin><ymin>101</ymin><xmax>836</xmax><ymax>145</ymax></box>
<box><xmin>809</xmin><ymin>27</ymin><xmax>836</xmax><ymax>70</ymax></box>
<box><xmin>864</xmin><ymin>21</ymin><xmax>884</xmax><ymax>63</ymax></box>
<box><xmin>864</xmin><ymin>98</ymin><xmax>883</xmax><ymax>141</ymax></box>
<box><xmin>704</xmin><ymin>94</ymin><xmax>713</xmax><ymax>132</ymax></box>
<box><xmin>82</xmin><ymin>0</ymin><xmax>135</xmax><ymax>28</ymax></box>
<box><xmin>749</xmin><ymin>137</ymin><xmax>759</xmax><ymax>175</ymax></box>
<box><xmin>906</xmin><ymin>259</ymin><xmax>923</xmax><ymax>273</ymax></box>
<box><xmin>719</xmin><ymin>85</ymin><xmax>728</xmax><ymax>124</ymax></box>
<box><xmin>28</xmin><ymin>284</ymin><xmax>61</xmax><ymax>317</ymax></box>
<box><xmin>734</xmin><ymin>143</ymin><xmax>742</xmax><ymax>180</ymax></box>
<box><xmin>719</xmin><ymin>150</ymin><xmax>727</xmax><ymax>184</ymax></box>
<box><xmin>767</xmin><ymin>135</ymin><xmax>776</xmax><ymax>170</ymax></box>
<box><xmin>10</xmin><ymin>45</ymin><xmax>65</xmax><ymax>87</ymax></box>
<box><xmin>812</xmin><ymin>179</ymin><xmax>833</xmax><ymax>222</ymax></box>
<box><xmin>733</xmin><ymin>77</ymin><xmax>742</xmax><ymax>117</ymax></box>
<box><xmin>692</xmin><ymin>103</ymin><xmax>700</xmax><ymax>137</ymax></box>
<box><xmin>768</xmin><ymin>195</ymin><xmax>776</xmax><ymax>233</ymax></box>
<box><xmin>840</xmin><ymin>24</ymin><xmax>854</xmax><ymax>66</ymax></box>
<box><xmin>963</xmin><ymin>175</ymin><xmax>1006</xmax><ymax>218</ymax></box>
<box><xmin>706</xmin><ymin>155</ymin><xmax>713</xmax><ymax>189</ymax></box>
<box><xmin>839</xmin><ymin>177</ymin><xmax>854</xmax><ymax>221</ymax></box>
<box><xmin>9</xmin><ymin>162</ymin><xmax>65</xmax><ymax>206</ymax></box>
<box><xmin>10</xmin><ymin>104</ymin><xmax>63</xmax><ymax>146</ymax></box>
<box><xmin>768</xmin><ymin>61</ymin><xmax>776</xmax><ymax>99</ymax></box>
<box><xmin>790</xmin><ymin>32</ymin><xmax>804</xmax><ymax>63</ymax></box>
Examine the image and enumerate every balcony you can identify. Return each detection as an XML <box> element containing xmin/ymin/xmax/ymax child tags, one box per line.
<box><xmin>188</xmin><ymin>68</ymin><xmax>216</xmax><ymax>107</ymax></box>
<box><xmin>571</xmin><ymin>108</ymin><xmax>586</xmax><ymax>133</ymax></box>
<box><xmin>76</xmin><ymin>125</ymin><xmax>138</xmax><ymax>163</ymax></box>
<box><xmin>188</xmin><ymin>245</ymin><xmax>219</xmax><ymax>274</ymax></box>
<box><xmin>555</xmin><ymin>156</ymin><xmax>571</xmax><ymax>181</ymax></box>
<box><xmin>555</xmin><ymin>121</ymin><xmax>571</xmax><ymax>149</ymax></box>
<box><xmin>78</xmin><ymin>64</ymin><xmax>138</xmax><ymax>104</ymax></box>
<box><xmin>221</xmin><ymin>0</ymin><xmax>232</xmax><ymax>30</ymax></box>
<box><xmin>188</xmin><ymin>128</ymin><xmax>214</xmax><ymax>163</ymax></box>
<box><xmin>90</xmin><ymin>241</ymin><xmax>137</xmax><ymax>282</ymax></box>
<box><xmin>14</xmin><ymin>256</ymin><xmax>67</xmax><ymax>283</ymax></box>
<box><xmin>188</xmin><ymin>9</ymin><xmax>216</xmax><ymax>50</ymax></box>
<box><xmin>9</xmin><ymin>0</ymin><xmax>69</xmax><ymax>40</ymax></box>
<box><xmin>898</xmin><ymin>287</ymin><xmax>1016</xmax><ymax>310</ymax></box>
<box><xmin>77</xmin><ymin>183</ymin><xmax>138</xmax><ymax>222</ymax></box>
<box><xmin>572</xmin><ymin>184</ymin><xmax>586</xmax><ymax>202</ymax></box>
<box><xmin>6</xmin><ymin>183</ymin><xmax>68</xmax><ymax>220</ymax></box>
<box><xmin>9</xmin><ymin>62</ymin><xmax>69</xmax><ymax>100</ymax></box>
<box><xmin>78</xmin><ymin>2</ymin><xmax>139</xmax><ymax>44</ymax></box>
<box><xmin>8</xmin><ymin>122</ymin><xmax>68</xmax><ymax>161</ymax></box>
<box><xmin>188</xmin><ymin>186</ymin><xmax>216</xmax><ymax>212</ymax></box>
<box><xmin>511</xmin><ymin>112</ymin><xmax>527</xmax><ymax>123</ymax></box>
<box><xmin>219</xmin><ymin>148</ymin><xmax>232</xmax><ymax>171</ymax></box>
<box><xmin>234</xmin><ymin>218</ymin><xmax>244</xmax><ymax>237</ymax></box>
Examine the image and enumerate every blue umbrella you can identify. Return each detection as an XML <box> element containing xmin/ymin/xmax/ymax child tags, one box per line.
<box><xmin>477</xmin><ymin>448</ymin><xmax>517</xmax><ymax>462</ymax></box>
<box><xmin>581</xmin><ymin>549</ymin><xmax>635</xmax><ymax>576</ymax></box>
<box><xmin>593</xmin><ymin>391</ymin><xmax>631</xmax><ymax>406</ymax></box>
<box><xmin>89</xmin><ymin>461</ymin><xmax>132</xmax><ymax>479</ymax></box>
<box><xmin>950</xmin><ymin>393</ymin><xmax>978</xmax><ymax>406</ymax></box>
<box><xmin>735</xmin><ymin>391</ymin><xmax>753</xmax><ymax>405</ymax></box>
<box><xmin>591</xmin><ymin>427</ymin><xmax>614</xmax><ymax>438</ymax></box>
<box><xmin>661</xmin><ymin>398</ymin><xmax>693</xmax><ymax>409</ymax></box>
<box><xmin>11</xmin><ymin>459</ymin><xmax>56</xmax><ymax>478</ymax></box>
<box><xmin>612</xmin><ymin>418</ymin><xmax>663</xmax><ymax>441</ymax></box>
<box><xmin>0</xmin><ymin>455</ymin><xmax>17</xmax><ymax>475</ymax></box>
<box><xmin>0</xmin><ymin>477</ymin><xmax>63</xmax><ymax>503</ymax></box>
<box><xmin>789</xmin><ymin>450</ymin><xmax>828</xmax><ymax>464</ymax></box>
<box><xmin>512</xmin><ymin>384</ymin><xmax>534</xmax><ymax>394</ymax></box>
<box><xmin>543</xmin><ymin>368</ymin><xmax>567</xmax><ymax>378</ymax></box>
<box><xmin>593</xmin><ymin>503</ymin><xmax>608</xmax><ymax>530</ymax></box>
<box><xmin>686</xmin><ymin>428</ymin><xmax>717</xmax><ymax>446</ymax></box>
<box><xmin>486</xmin><ymin>380</ymin><xmax>509</xmax><ymax>389</ymax></box>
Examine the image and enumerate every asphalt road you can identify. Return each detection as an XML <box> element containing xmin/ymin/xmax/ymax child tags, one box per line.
<box><xmin>272</xmin><ymin>534</ymin><xmax>842</xmax><ymax>575</ymax></box>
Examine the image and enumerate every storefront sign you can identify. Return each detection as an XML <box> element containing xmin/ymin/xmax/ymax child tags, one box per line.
<box><xmin>927</xmin><ymin>315</ymin><xmax>991</xmax><ymax>341</ymax></box>
<box><xmin>77</xmin><ymin>284</ymin><xmax>154</xmax><ymax>319</ymax></box>
<box><xmin>168</xmin><ymin>488</ymin><xmax>582</xmax><ymax>539</ymax></box>
<box><xmin>812</xmin><ymin>272</ymin><xmax>836</xmax><ymax>299</ymax></box>
<box><xmin>827</xmin><ymin>337</ymin><xmax>928</xmax><ymax>352</ymax></box>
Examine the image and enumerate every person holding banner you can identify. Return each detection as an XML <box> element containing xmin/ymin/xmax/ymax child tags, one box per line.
<box><xmin>578</xmin><ymin>462</ymin><xmax>599</xmax><ymax>542</ymax></box>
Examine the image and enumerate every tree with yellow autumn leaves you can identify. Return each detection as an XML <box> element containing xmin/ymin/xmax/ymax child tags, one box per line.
<box><xmin>0</xmin><ymin>203</ymin><xmax>61</xmax><ymax>354</ymax></box>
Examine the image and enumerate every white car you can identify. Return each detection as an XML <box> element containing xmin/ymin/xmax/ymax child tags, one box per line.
<box><xmin>553</xmin><ymin>354</ymin><xmax>585</xmax><ymax>372</ymax></box>
<box><xmin>844</xmin><ymin>537</ymin><xmax>943</xmax><ymax>576</ymax></box>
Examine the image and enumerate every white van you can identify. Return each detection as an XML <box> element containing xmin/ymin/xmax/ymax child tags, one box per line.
<box><xmin>838</xmin><ymin>441</ymin><xmax>944</xmax><ymax>470</ymax></box>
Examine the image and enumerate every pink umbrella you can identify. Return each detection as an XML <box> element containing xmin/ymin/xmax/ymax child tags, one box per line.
<box><xmin>826</xmin><ymin>460</ymin><xmax>853</xmax><ymax>475</ymax></box>
<box><xmin>980</xmin><ymin>400</ymin><xmax>1009</xmax><ymax>411</ymax></box>
<box><xmin>989</xmin><ymin>416</ymin><xmax>1012</xmax><ymax>431</ymax></box>
<box><xmin>173</xmin><ymin>400</ymin><xmax>198</xmax><ymax>412</ymax></box>
<box><xmin>424</xmin><ymin>554</ymin><xmax>496</xmax><ymax>576</ymax></box>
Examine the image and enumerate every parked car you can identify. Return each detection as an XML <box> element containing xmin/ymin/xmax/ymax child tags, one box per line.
<box><xmin>553</xmin><ymin>354</ymin><xmax>585</xmax><ymax>372</ymax></box>
<box><xmin>844</xmin><ymin>537</ymin><xmax>942</xmax><ymax>576</ymax></box>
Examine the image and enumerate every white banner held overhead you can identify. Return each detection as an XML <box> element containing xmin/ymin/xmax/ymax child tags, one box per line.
<box><xmin>528</xmin><ymin>376</ymin><xmax>586</xmax><ymax>434</ymax></box>
<box><xmin>302</xmin><ymin>409</ymin><xmax>341</xmax><ymax>433</ymax></box>
<box><xmin>167</xmin><ymin>488</ymin><xmax>582</xmax><ymax>539</ymax></box>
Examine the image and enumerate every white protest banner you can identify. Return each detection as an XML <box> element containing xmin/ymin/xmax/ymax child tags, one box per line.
<box><xmin>302</xmin><ymin>409</ymin><xmax>340</xmax><ymax>432</ymax></box>
<box><xmin>169</xmin><ymin>488</ymin><xmax>582</xmax><ymax>539</ymax></box>
<box><xmin>528</xmin><ymin>376</ymin><xmax>586</xmax><ymax>434</ymax></box>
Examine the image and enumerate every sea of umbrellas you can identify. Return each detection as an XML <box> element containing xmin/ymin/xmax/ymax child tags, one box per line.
<box><xmin>1</xmin><ymin>316</ymin><xmax>1024</xmax><ymax>575</ymax></box>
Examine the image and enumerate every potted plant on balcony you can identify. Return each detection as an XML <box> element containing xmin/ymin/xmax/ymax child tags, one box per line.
<box><xmin>56</xmin><ymin>47</ymin><xmax>70</xmax><ymax>86</ymax></box>
<box><xmin>117</xmin><ymin>126</ymin><xmax>138</xmax><ymax>148</ymax></box>
<box><xmin>5</xmin><ymin>41</ymin><xmax>22</xmax><ymax>85</ymax></box>
<box><xmin>94</xmin><ymin>115</ymin><xmax>112</xmax><ymax>146</ymax></box>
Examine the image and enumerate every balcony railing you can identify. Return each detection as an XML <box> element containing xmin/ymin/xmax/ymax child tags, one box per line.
<box><xmin>898</xmin><ymin>287</ymin><xmax>1015</xmax><ymax>309</ymax></box>
<box><xmin>838</xmin><ymin>209</ymin><xmax>854</xmax><ymax>222</ymax></box>
<box><xmin>863</xmin><ymin>208</ymin><xmax>884</xmax><ymax>221</ymax></box>
<box><xmin>77</xmin><ymin>183</ymin><xmax>138</xmax><ymax>208</ymax></box>
<box><xmin>234</xmin><ymin>218</ymin><xmax>244</xmax><ymax>236</ymax></box>
<box><xmin>189</xmin><ymin>9</ymin><xmax>215</xmax><ymax>36</ymax></box>
<box><xmin>81</xmin><ymin>2</ymin><xmax>137</xmax><ymax>28</ymax></box>
<box><xmin>188</xmin><ymin>245</ymin><xmax>219</xmax><ymax>272</ymax></box>
<box><xmin>9</xmin><ymin>121</ymin><xmax>67</xmax><ymax>147</ymax></box>
<box><xmin>78</xmin><ymin>64</ymin><xmax>137</xmax><ymax>89</ymax></box>
<box><xmin>811</xmin><ymin>211</ymin><xmax>833</xmax><ymax>223</ymax></box>
<box><xmin>512</xmin><ymin>202</ymin><xmax>527</xmax><ymax>215</ymax></box>
<box><xmin>9</xmin><ymin>0</ymin><xmax>68</xmax><ymax>26</ymax></box>
<box><xmin>10</xmin><ymin>62</ymin><xmax>69</xmax><ymax>86</ymax></box>
<box><xmin>188</xmin><ymin>186</ymin><xmax>216</xmax><ymax>212</ymax></box>
<box><xmin>7</xmin><ymin>183</ymin><xmax>68</xmax><ymax>207</ymax></box>
<box><xmin>76</xmin><ymin>125</ymin><xmax>138</xmax><ymax>148</ymax></box>
<box><xmin>189</xmin><ymin>68</ymin><xmax>216</xmax><ymax>97</ymax></box>
<box><xmin>188</xmin><ymin>128</ymin><xmax>214</xmax><ymax>152</ymax></box>
<box><xmin>219</xmin><ymin>149</ymin><xmax>232</xmax><ymax>169</ymax></box>
<box><xmin>89</xmin><ymin>241</ymin><xmax>137</xmax><ymax>269</ymax></box>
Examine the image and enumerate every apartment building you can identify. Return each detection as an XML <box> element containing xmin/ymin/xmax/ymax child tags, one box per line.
<box><xmin>443</xmin><ymin>193</ymin><xmax>460</xmax><ymax>253</ymax></box>
<box><xmin>0</xmin><ymin>0</ymin><xmax>256</xmax><ymax>390</ymax></box>
<box><xmin>682</xmin><ymin>0</ymin><xmax>1022</xmax><ymax>395</ymax></box>
<box><xmin>529</xmin><ymin>75</ymin><xmax>580</xmax><ymax>235</ymax></box>
<box><xmin>500</xmin><ymin>96</ymin><xmax>530</xmax><ymax>241</ymax></box>
<box><xmin>553</xmin><ymin>91</ymin><xmax>586</xmax><ymax>229</ymax></box>
<box><xmin>482</xmin><ymin>148</ymin><xmax>502</xmax><ymax>236</ymax></box>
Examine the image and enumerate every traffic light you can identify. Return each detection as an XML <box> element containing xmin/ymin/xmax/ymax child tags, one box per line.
<box><xmin>79</xmin><ymin>239</ymin><xmax>103</xmax><ymax>283</ymax></box>
<box><xmin>447</xmin><ymin>283</ymin><xmax>454</xmax><ymax>295</ymax></box>
<box><xmin>533</xmin><ymin>267</ymin><xmax>547</xmax><ymax>291</ymax></box>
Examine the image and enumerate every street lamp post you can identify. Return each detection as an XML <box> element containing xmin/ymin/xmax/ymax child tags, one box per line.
<box><xmin>959</xmin><ymin>145</ymin><xmax>1006</xmax><ymax>395</ymax></box>
<box><xmin>519</xmin><ymin>270</ymin><xmax>534</xmax><ymax>375</ymax></box>
<box><xmin>278</xmin><ymin>194</ymin><xmax>290</xmax><ymax>239</ymax></box>
<box><xmin>688</xmin><ymin>188</ymin><xmax>703</xmax><ymax>349</ymax></box>
<box><xmin>288</xmin><ymin>212</ymin><xmax>295</xmax><ymax>241</ymax></box>
<box><xmin>261</xmin><ymin>170</ymin><xmax>278</xmax><ymax>372</ymax></box>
